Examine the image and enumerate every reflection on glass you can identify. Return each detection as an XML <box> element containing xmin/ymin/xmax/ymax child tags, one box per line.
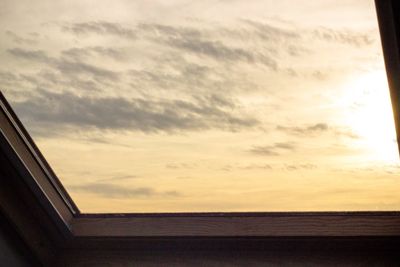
<box><xmin>1</xmin><ymin>0</ymin><xmax>399</xmax><ymax>212</ymax></box>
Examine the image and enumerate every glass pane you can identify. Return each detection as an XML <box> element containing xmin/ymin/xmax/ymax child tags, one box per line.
<box><xmin>1</xmin><ymin>0</ymin><xmax>399</xmax><ymax>212</ymax></box>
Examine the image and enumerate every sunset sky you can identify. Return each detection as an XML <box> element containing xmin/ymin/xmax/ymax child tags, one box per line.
<box><xmin>1</xmin><ymin>0</ymin><xmax>399</xmax><ymax>212</ymax></box>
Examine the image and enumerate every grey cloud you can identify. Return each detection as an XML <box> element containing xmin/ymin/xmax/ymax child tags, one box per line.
<box><xmin>137</xmin><ymin>22</ymin><xmax>278</xmax><ymax>69</ymax></box>
<box><xmin>13</xmin><ymin>89</ymin><xmax>259</xmax><ymax>135</ymax></box>
<box><xmin>284</xmin><ymin>163</ymin><xmax>316</xmax><ymax>171</ymax></box>
<box><xmin>249</xmin><ymin>142</ymin><xmax>295</xmax><ymax>156</ymax></box>
<box><xmin>128</xmin><ymin>57</ymin><xmax>244</xmax><ymax>95</ymax></box>
<box><xmin>35</xmin><ymin>70</ymin><xmax>102</xmax><ymax>92</ymax></box>
<box><xmin>277</xmin><ymin>123</ymin><xmax>329</xmax><ymax>136</ymax></box>
<box><xmin>274</xmin><ymin>142</ymin><xmax>296</xmax><ymax>150</ymax></box>
<box><xmin>109</xmin><ymin>175</ymin><xmax>138</xmax><ymax>180</ymax></box>
<box><xmin>62</xmin><ymin>46</ymin><xmax>124</xmax><ymax>61</ymax></box>
<box><xmin>241</xmin><ymin>19</ymin><xmax>300</xmax><ymax>40</ymax></box>
<box><xmin>242</xmin><ymin>20</ymin><xmax>374</xmax><ymax>47</ymax></box>
<box><xmin>334</xmin><ymin>129</ymin><xmax>360</xmax><ymax>139</ymax></box>
<box><xmin>61</xmin><ymin>21</ymin><xmax>136</xmax><ymax>39</ymax></box>
<box><xmin>8</xmin><ymin>48</ymin><xmax>54</xmax><ymax>63</ymax></box>
<box><xmin>308</xmin><ymin>123</ymin><xmax>328</xmax><ymax>131</ymax></box>
<box><xmin>138</xmin><ymin>23</ymin><xmax>202</xmax><ymax>39</ymax></box>
<box><xmin>239</xmin><ymin>164</ymin><xmax>272</xmax><ymax>170</ymax></box>
<box><xmin>312</xmin><ymin>27</ymin><xmax>374</xmax><ymax>47</ymax></box>
<box><xmin>277</xmin><ymin>123</ymin><xmax>359</xmax><ymax>139</ymax></box>
<box><xmin>287</xmin><ymin>45</ymin><xmax>310</xmax><ymax>57</ymax></box>
<box><xmin>0</xmin><ymin>71</ymin><xmax>18</xmax><ymax>86</ymax></box>
<box><xmin>249</xmin><ymin>147</ymin><xmax>279</xmax><ymax>156</ymax></box>
<box><xmin>166</xmin><ymin>163</ymin><xmax>197</xmax><ymax>169</ymax></box>
<box><xmin>164</xmin><ymin>37</ymin><xmax>278</xmax><ymax>70</ymax></box>
<box><xmin>55</xmin><ymin>60</ymin><xmax>119</xmax><ymax>82</ymax></box>
<box><xmin>6</xmin><ymin>45</ymin><xmax>259</xmax><ymax>111</ymax></box>
<box><xmin>99</xmin><ymin>175</ymin><xmax>139</xmax><ymax>182</ymax></box>
<box><xmin>68</xmin><ymin>183</ymin><xmax>181</xmax><ymax>198</ymax></box>
<box><xmin>5</xmin><ymin>30</ymin><xmax>37</xmax><ymax>45</ymax></box>
<box><xmin>241</xmin><ymin>20</ymin><xmax>374</xmax><ymax>47</ymax></box>
<box><xmin>127</xmin><ymin>49</ymin><xmax>261</xmax><ymax>96</ymax></box>
<box><xmin>8</xmin><ymin>48</ymin><xmax>119</xmax><ymax>83</ymax></box>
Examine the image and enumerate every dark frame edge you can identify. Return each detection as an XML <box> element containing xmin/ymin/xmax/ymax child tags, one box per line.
<box><xmin>375</xmin><ymin>0</ymin><xmax>400</xmax><ymax>154</ymax></box>
<box><xmin>0</xmin><ymin>91</ymin><xmax>80</xmax><ymax>215</ymax></box>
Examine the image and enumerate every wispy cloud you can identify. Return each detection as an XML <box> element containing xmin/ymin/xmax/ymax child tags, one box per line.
<box><xmin>69</xmin><ymin>183</ymin><xmax>181</xmax><ymax>198</ymax></box>
<box><xmin>12</xmin><ymin>89</ymin><xmax>259</xmax><ymax>135</ymax></box>
<box><xmin>312</xmin><ymin>27</ymin><xmax>375</xmax><ymax>47</ymax></box>
<box><xmin>277</xmin><ymin>123</ymin><xmax>360</xmax><ymax>139</ymax></box>
<box><xmin>55</xmin><ymin>60</ymin><xmax>120</xmax><ymax>82</ymax></box>
<box><xmin>241</xmin><ymin>19</ymin><xmax>300</xmax><ymax>41</ymax></box>
<box><xmin>99</xmin><ymin>175</ymin><xmax>139</xmax><ymax>182</ymax></box>
<box><xmin>8</xmin><ymin>48</ymin><xmax>53</xmax><ymax>63</ymax></box>
<box><xmin>163</xmin><ymin>37</ymin><xmax>278</xmax><ymax>69</ymax></box>
<box><xmin>62</xmin><ymin>46</ymin><xmax>124</xmax><ymax>61</ymax></box>
<box><xmin>5</xmin><ymin>30</ymin><xmax>37</xmax><ymax>45</ymax></box>
<box><xmin>249</xmin><ymin>142</ymin><xmax>296</xmax><ymax>156</ymax></box>
<box><xmin>283</xmin><ymin>163</ymin><xmax>316</xmax><ymax>171</ymax></box>
<box><xmin>8</xmin><ymin>48</ymin><xmax>120</xmax><ymax>83</ymax></box>
<box><xmin>61</xmin><ymin>21</ymin><xmax>137</xmax><ymax>39</ymax></box>
<box><xmin>277</xmin><ymin>123</ymin><xmax>329</xmax><ymax>136</ymax></box>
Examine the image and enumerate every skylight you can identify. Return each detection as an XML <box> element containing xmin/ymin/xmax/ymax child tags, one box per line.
<box><xmin>1</xmin><ymin>0</ymin><xmax>399</xmax><ymax>212</ymax></box>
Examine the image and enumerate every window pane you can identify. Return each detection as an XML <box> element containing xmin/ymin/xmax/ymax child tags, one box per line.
<box><xmin>1</xmin><ymin>0</ymin><xmax>399</xmax><ymax>212</ymax></box>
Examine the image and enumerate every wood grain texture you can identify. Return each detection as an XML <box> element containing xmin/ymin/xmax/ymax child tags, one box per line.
<box><xmin>72</xmin><ymin>213</ymin><xmax>400</xmax><ymax>237</ymax></box>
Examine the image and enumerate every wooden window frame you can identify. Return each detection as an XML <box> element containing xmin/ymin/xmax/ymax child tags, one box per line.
<box><xmin>0</xmin><ymin>0</ymin><xmax>399</xmax><ymax>265</ymax></box>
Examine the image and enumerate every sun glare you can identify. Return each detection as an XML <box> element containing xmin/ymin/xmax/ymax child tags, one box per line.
<box><xmin>343</xmin><ymin>71</ymin><xmax>398</xmax><ymax>163</ymax></box>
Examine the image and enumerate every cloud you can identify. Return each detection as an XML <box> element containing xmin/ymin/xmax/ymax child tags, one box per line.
<box><xmin>127</xmin><ymin>56</ymin><xmax>253</xmax><ymax>96</ymax></box>
<box><xmin>137</xmin><ymin>22</ymin><xmax>279</xmax><ymax>69</ymax></box>
<box><xmin>68</xmin><ymin>183</ymin><xmax>181</xmax><ymax>198</ymax></box>
<box><xmin>61</xmin><ymin>21</ymin><xmax>136</xmax><ymax>39</ymax></box>
<box><xmin>5</xmin><ymin>30</ymin><xmax>37</xmax><ymax>45</ymax></box>
<box><xmin>62</xmin><ymin>46</ymin><xmax>124</xmax><ymax>61</ymax></box>
<box><xmin>241</xmin><ymin>20</ymin><xmax>374</xmax><ymax>47</ymax></box>
<box><xmin>138</xmin><ymin>23</ymin><xmax>203</xmax><ymax>39</ymax></box>
<box><xmin>249</xmin><ymin>142</ymin><xmax>296</xmax><ymax>156</ymax></box>
<box><xmin>8</xmin><ymin>48</ymin><xmax>53</xmax><ymax>63</ymax></box>
<box><xmin>55</xmin><ymin>60</ymin><xmax>119</xmax><ymax>82</ymax></box>
<box><xmin>163</xmin><ymin>37</ymin><xmax>278</xmax><ymax>69</ymax></box>
<box><xmin>239</xmin><ymin>164</ymin><xmax>273</xmax><ymax>170</ymax></box>
<box><xmin>7</xmin><ymin>48</ymin><xmax>120</xmax><ymax>83</ymax></box>
<box><xmin>12</xmin><ymin>89</ymin><xmax>259</xmax><ymax>135</ymax></box>
<box><xmin>166</xmin><ymin>163</ymin><xmax>197</xmax><ymax>169</ymax></box>
<box><xmin>277</xmin><ymin>123</ymin><xmax>329</xmax><ymax>136</ymax></box>
<box><xmin>0</xmin><ymin>71</ymin><xmax>18</xmax><ymax>86</ymax></box>
<box><xmin>241</xmin><ymin>19</ymin><xmax>300</xmax><ymax>41</ymax></box>
<box><xmin>277</xmin><ymin>123</ymin><xmax>359</xmax><ymax>139</ymax></box>
<box><xmin>99</xmin><ymin>175</ymin><xmax>139</xmax><ymax>182</ymax></box>
<box><xmin>312</xmin><ymin>27</ymin><xmax>374</xmax><ymax>47</ymax></box>
<box><xmin>334</xmin><ymin>129</ymin><xmax>359</xmax><ymax>139</ymax></box>
<box><xmin>274</xmin><ymin>142</ymin><xmax>297</xmax><ymax>150</ymax></box>
<box><xmin>283</xmin><ymin>163</ymin><xmax>316</xmax><ymax>171</ymax></box>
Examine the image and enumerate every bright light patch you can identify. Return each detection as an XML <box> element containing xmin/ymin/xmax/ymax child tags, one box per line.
<box><xmin>341</xmin><ymin>71</ymin><xmax>398</xmax><ymax>163</ymax></box>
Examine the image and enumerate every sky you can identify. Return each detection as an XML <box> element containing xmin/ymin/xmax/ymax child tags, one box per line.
<box><xmin>1</xmin><ymin>0</ymin><xmax>399</xmax><ymax>212</ymax></box>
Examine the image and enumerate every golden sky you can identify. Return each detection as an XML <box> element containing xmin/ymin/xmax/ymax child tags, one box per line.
<box><xmin>1</xmin><ymin>0</ymin><xmax>399</xmax><ymax>212</ymax></box>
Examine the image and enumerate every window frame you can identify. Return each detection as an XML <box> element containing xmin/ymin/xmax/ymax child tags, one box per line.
<box><xmin>0</xmin><ymin>0</ymin><xmax>399</xmax><ymax>264</ymax></box>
